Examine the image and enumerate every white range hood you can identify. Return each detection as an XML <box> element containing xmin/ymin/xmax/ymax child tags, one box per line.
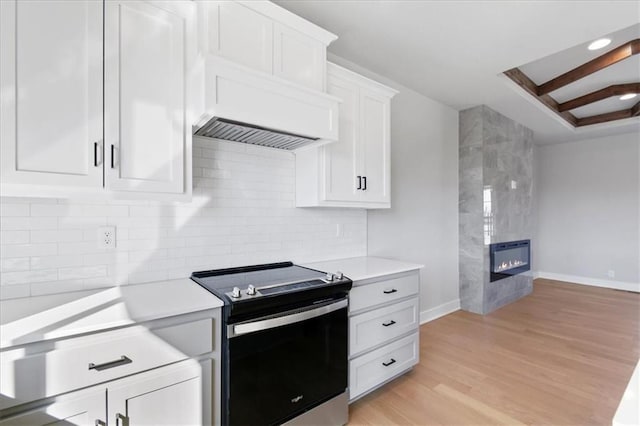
<box><xmin>194</xmin><ymin>56</ymin><xmax>341</xmax><ymax>151</ymax></box>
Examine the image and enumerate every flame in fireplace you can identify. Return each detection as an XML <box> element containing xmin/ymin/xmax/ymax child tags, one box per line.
<box><xmin>495</xmin><ymin>259</ymin><xmax>527</xmax><ymax>272</ymax></box>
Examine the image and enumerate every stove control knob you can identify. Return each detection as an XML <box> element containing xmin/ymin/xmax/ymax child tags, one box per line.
<box><xmin>231</xmin><ymin>287</ymin><xmax>241</xmax><ymax>298</ymax></box>
<box><xmin>246</xmin><ymin>285</ymin><xmax>256</xmax><ymax>296</ymax></box>
<box><xmin>325</xmin><ymin>273</ymin><xmax>334</xmax><ymax>281</ymax></box>
<box><xmin>335</xmin><ymin>271</ymin><xmax>344</xmax><ymax>280</ymax></box>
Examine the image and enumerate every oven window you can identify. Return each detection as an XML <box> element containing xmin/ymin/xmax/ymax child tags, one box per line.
<box><xmin>228</xmin><ymin>305</ymin><xmax>348</xmax><ymax>426</ymax></box>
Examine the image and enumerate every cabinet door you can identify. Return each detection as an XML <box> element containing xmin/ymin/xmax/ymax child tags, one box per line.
<box><xmin>104</xmin><ymin>0</ymin><xmax>188</xmax><ymax>194</ymax></box>
<box><xmin>0</xmin><ymin>386</ymin><xmax>106</xmax><ymax>426</ymax></box>
<box><xmin>108</xmin><ymin>361</ymin><xmax>202</xmax><ymax>426</ymax></box>
<box><xmin>206</xmin><ymin>1</ymin><xmax>273</xmax><ymax>74</ymax></box>
<box><xmin>273</xmin><ymin>23</ymin><xmax>324</xmax><ymax>91</ymax></box>
<box><xmin>359</xmin><ymin>90</ymin><xmax>391</xmax><ymax>204</ymax></box>
<box><xmin>0</xmin><ymin>0</ymin><xmax>103</xmax><ymax>188</ymax></box>
<box><xmin>322</xmin><ymin>73</ymin><xmax>360</xmax><ymax>203</ymax></box>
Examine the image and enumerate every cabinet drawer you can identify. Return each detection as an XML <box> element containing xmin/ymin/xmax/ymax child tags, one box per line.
<box><xmin>349</xmin><ymin>332</ymin><xmax>419</xmax><ymax>401</ymax></box>
<box><xmin>0</xmin><ymin>318</ymin><xmax>213</xmax><ymax>410</ymax></box>
<box><xmin>349</xmin><ymin>272</ymin><xmax>419</xmax><ymax>313</ymax></box>
<box><xmin>349</xmin><ymin>297</ymin><xmax>419</xmax><ymax>357</ymax></box>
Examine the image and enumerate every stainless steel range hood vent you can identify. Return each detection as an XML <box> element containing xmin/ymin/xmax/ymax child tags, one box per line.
<box><xmin>194</xmin><ymin>117</ymin><xmax>319</xmax><ymax>151</ymax></box>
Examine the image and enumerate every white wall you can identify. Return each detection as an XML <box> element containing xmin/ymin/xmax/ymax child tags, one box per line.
<box><xmin>0</xmin><ymin>138</ymin><xmax>367</xmax><ymax>300</ymax></box>
<box><xmin>328</xmin><ymin>54</ymin><xmax>460</xmax><ymax>320</ymax></box>
<box><xmin>534</xmin><ymin>133</ymin><xmax>640</xmax><ymax>290</ymax></box>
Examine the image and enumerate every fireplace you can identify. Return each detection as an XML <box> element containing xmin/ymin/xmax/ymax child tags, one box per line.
<box><xmin>489</xmin><ymin>239</ymin><xmax>530</xmax><ymax>282</ymax></box>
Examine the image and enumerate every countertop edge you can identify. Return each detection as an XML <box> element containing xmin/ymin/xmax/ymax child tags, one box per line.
<box><xmin>302</xmin><ymin>256</ymin><xmax>424</xmax><ymax>282</ymax></box>
<box><xmin>1</xmin><ymin>278</ymin><xmax>223</xmax><ymax>349</ymax></box>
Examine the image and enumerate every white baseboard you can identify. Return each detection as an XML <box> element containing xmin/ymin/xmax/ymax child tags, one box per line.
<box><xmin>535</xmin><ymin>271</ymin><xmax>639</xmax><ymax>293</ymax></box>
<box><xmin>420</xmin><ymin>299</ymin><xmax>460</xmax><ymax>324</ymax></box>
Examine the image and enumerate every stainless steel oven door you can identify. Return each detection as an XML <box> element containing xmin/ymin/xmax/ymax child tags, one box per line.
<box><xmin>226</xmin><ymin>298</ymin><xmax>348</xmax><ymax>426</ymax></box>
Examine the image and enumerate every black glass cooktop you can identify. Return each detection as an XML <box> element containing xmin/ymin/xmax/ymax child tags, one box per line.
<box><xmin>191</xmin><ymin>262</ymin><xmax>325</xmax><ymax>295</ymax></box>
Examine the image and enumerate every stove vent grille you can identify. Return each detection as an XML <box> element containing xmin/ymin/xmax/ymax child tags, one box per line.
<box><xmin>194</xmin><ymin>117</ymin><xmax>319</xmax><ymax>151</ymax></box>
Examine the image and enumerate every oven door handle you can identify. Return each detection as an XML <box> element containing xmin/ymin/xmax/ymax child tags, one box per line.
<box><xmin>228</xmin><ymin>298</ymin><xmax>348</xmax><ymax>338</ymax></box>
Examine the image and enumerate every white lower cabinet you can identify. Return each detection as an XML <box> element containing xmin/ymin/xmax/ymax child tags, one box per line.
<box><xmin>348</xmin><ymin>270</ymin><xmax>420</xmax><ymax>401</ymax></box>
<box><xmin>0</xmin><ymin>310</ymin><xmax>220</xmax><ymax>425</ymax></box>
<box><xmin>350</xmin><ymin>332</ymin><xmax>419</xmax><ymax>401</ymax></box>
<box><xmin>107</xmin><ymin>360</ymin><xmax>204</xmax><ymax>426</ymax></box>
<box><xmin>0</xmin><ymin>386</ymin><xmax>105</xmax><ymax>426</ymax></box>
<box><xmin>0</xmin><ymin>360</ymin><xmax>201</xmax><ymax>426</ymax></box>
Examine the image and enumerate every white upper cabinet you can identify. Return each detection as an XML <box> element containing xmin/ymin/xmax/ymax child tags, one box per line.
<box><xmin>0</xmin><ymin>0</ymin><xmax>103</xmax><ymax>188</ymax></box>
<box><xmin>296</xmin><ymin>63</ymin><xmax>397</xmax><ymax>209</ymax></box>
<box><xmin>0</xmin><ymin>0</ymin><xmax>193</xmax><ymax>199</ymax></box>
<box><xmin>273</xmin><ymin>22</ymin><xmax>325</xmax><ymax>90</ymax></box>
<box><xmin>207</xmin><ymin>1</ymin><xmax>274</xmax><ymax>74</ymax></box>
<box><xmin>200</xmin><ymin>0</ymin><xmax>336</xmax><ymax>91</ymax></box>
<box><xmin>105</xmin><ymin>0</ymin><xmax>189</xmax><ymax>194</ymax></box>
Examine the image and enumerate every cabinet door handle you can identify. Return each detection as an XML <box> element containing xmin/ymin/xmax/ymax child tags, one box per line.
<box><xmin>116</xmin><ymin>413</ymin><xmax>130</xmax><ymax>426</ymax></box>
<box><xmin>95</xmin><ymin>420</ymin><xmax>106</xmax><ymax>426</ymax></box>
<box><xmin>383</xmin><ymin>289</ymin><xmax>397</xmax><ymax>294</ymax></box>
<box><xmin>110</xmin><ymin>144</ymin><xmax>115</xmax><ymax>169</ymax></box>
<box><xmin>382</xmin><ymin>320</ymin><xmax>396</xmax><ymax>327</ymax></box>
<box><xmin>88</xmin><ymin>355</ymin><xmax>132</xmax><ymax>371</ymax></box>
<box><xmin>357</xmin><ymin>175</ymin><xmax>362</xmax><ymax>190</ymax></box>
<box><xmin>93</xmin><ymin>142</ymin><xmax>99</xmax><ymax>167</ymax></box>
<box><xmin>363</xmin><ymin>176</ymin><xmax>367</xmax><ymax>190</ymax></box>
<box><xmin>382</xmin><ymin>358</ymin><xmax>396</xmax><ymax>367</ymax></box>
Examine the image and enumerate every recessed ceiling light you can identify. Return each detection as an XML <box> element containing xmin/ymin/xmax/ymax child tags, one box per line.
<box><xmin>619</xmin><ymin>93</ymin><xmax>637</xmax><ymax>101</ymax></box>
<box><xmin>588</xmin><ymin>38</ymin><xmax>611</xmax><ymax>50</ymax></box>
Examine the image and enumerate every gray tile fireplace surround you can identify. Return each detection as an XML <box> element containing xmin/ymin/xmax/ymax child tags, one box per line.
<box><xmin>459</xmin><ymin>105</ymin><xmax>533</xmax><ymax>315</ymax></box>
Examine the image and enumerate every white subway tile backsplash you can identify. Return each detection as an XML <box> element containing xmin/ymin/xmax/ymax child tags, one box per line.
<box><xmin>1</xmin><ymin>243</ymin><xmax>57</xmax><ymax>258</ymax></box>
<box><xmin>0</xmin><ymin>217</ymin><xmax>31</xmax><ymax>231</ymax></box>
<box><xmin>0</xmin><ymin>284</ymin><xmax>30</xmax><ymax>299</ymax></box>
<box><xmin>1</xmin><ymin>257</ymin><xmax>30</xmax><ymax>273</ymax></box>
<box><xmin>30</xmin><ymin>204</ymin><xmax>67</xmax><ymax>217</ymax></box>
<box><xmin>0</xmin><ymin>203</ymin><xmax>30</xmax><ymax>217</ymax></box>
<box><xmin>30</xmin><ymin>280</ymin><xmax>83</xmax><ymax>297</ymax></box>
<box><xmin>0</xmin><ymin>230</ymin><xmax>29</xmax><ymax>244</ymax></box>
<box><xmin>31</xmin><ymin>229</ymin><xmax>84</xmax><ymax>243</ymax></box>
<box><xmin>1</xmin><ymin>269</ymin><xmax>58</xmax><ymax>286</ymax></box>
<box><xmin>31</xmin><ymin>255</ymin><xmax>85</xmax><ymax>269</ymax></box>
<box><xmin>58</xmin><ymin>265</ymin><xmax>108</xmax><ymax>281</ymax></box>
<box><xmin>0</xmin><ymin>139</ymin><xmax>366</xmax><ymax>299</ymax></box>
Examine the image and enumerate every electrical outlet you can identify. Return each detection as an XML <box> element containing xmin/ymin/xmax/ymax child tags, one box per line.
<box><xmin>607</xmin><ymin>270</ymin><xmax>615</xmax><ymax>279</ymax></box>
<box><xmin>98</xmin><ymin>226</ymin><xmax>116</xmax><ymax>249</ymax></box>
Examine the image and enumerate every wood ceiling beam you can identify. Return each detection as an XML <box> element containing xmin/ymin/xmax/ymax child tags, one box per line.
<box><xmin>576</xmin><ymin>106</ymin><xmax>637</xmax><ymax>127</ymax></box>
<box><xmin>504</xmin><ymin>68</ymin><xmax>578</xmax><ymax>126</ymax></box>
<box><xmin>537</xmin><ymin>39</ymin><xmax>640</xmax><ymax>96</ymax></box>
<box><xmin>557</xmin><ymin>83</ymin><xmax>640</xmax><ymax>112</ymax></box>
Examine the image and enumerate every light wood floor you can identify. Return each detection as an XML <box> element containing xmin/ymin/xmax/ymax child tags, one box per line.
<box><xmin>348</xmin><ymin>279</ymin><xmax>640</xmax><ymax>425</ymax></box>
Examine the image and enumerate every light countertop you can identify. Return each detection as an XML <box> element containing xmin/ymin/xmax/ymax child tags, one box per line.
<box><xmin>302</xmin><ymin>256</ymin><xmax>423</xmax><ymax>282</ymax></box>
<box><xmin>0</xmin><ymin>278</ymin><xmax>222</xmax><ymax>349</ymax></box>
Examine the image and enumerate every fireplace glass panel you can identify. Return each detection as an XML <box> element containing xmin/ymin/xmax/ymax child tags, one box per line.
<box><xmin>489</xmin><ymin>239</ymin><xmax>530</xmax><ymax>282</ymax></box>
<box><xmin>493</xmin><ymin>246</ymin><xmax>529</xmax><ymax>273</ymax></box>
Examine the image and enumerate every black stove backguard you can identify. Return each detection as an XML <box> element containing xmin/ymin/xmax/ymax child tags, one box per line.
<box><xmin>489</xmin><ymin>239</ymin><xmax>530</xmax><ymax>282</ymax></box>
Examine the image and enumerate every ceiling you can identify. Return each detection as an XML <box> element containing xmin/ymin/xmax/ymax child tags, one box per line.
<box><xmin>274</xmin><ymin>0</ymin><xmax>640</xmax><ymax>144</ymax></box>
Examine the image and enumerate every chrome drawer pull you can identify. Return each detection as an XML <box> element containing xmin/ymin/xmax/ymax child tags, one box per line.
<box><xmin>383</xmin><ymin>289</ymin><xmax>397</xmax><ymax>294</ymax></box>
<box><xmin>382</xmin><ymin>320</ymin><xmax>396</xmax><ymax>327</ymax></box>
<box><xmin>382</xmin><ymin>358</ymin><xmax>396</xmax><ymax>367</ymax></box>
<box><xmin>116</xmin><ymin>413</ymin><xmax>130</xmax><ymax>426</ymax></box>
<box><xmin>88</xmin><ymin>355</ymin><xmax>132</xmax><ymax>371</ymax></box>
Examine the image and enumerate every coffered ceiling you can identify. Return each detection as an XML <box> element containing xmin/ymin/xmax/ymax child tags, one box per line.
<box><xmin>274</xmin><ymin>0</ymin><xmax>640</xmax><ymax>144</ymax></box>
<box><xmin>506</xmin><ymin>25</ymin><xmax>639</xmax><ymax>128</ymax></box>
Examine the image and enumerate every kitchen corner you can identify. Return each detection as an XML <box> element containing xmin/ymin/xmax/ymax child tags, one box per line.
<box><xmin>3</xmin><ymin>0</ymin><xmax>637</xmax><ymax>425</ymax></box>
